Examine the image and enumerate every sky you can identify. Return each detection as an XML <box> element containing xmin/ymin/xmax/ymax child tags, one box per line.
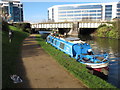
<box><xmin>22</xmin><ymin>0</ymin><xmax>120</xmax><ymax>23</ymax></box>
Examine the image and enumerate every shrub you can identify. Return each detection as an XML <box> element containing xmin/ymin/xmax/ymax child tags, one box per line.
<box><xmin>2</xmin><ymin>21</ymin><xmax>9</xmax><ymax>31</ymax></box>
<box><xmin>12</xmin><ymin>23</ymin><xmax>31</xmax><ymax>33</ymax></box>
<box><xmin>98</xmin><ymin>24</ymin><xmax>107</xmax><ymax>29</ymax></box>
<box><xmin>96</xmin><ymin>21</ymin><xmax>120</xmax><ymax>39</ymax></box>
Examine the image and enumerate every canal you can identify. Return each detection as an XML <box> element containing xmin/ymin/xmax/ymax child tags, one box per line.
<box><xmin>78</xmin><ymin>35</ymin><xmax>120</xmax><ymax>88</ymax></box>
<box><xmin>39</xmin><ymin>31</ymin><xmax>120</xmax><ymax>88</ymax></box>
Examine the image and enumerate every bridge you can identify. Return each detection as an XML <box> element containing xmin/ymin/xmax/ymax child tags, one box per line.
<box><xmin>31</xmin><ymin>22</ymin><xmax>112</xmax><ymax>35</ymax></box>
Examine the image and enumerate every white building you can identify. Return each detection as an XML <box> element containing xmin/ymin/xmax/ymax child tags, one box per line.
<box><xmin>48</xmin><ymin>2</ymin><xmax>120</xmax><ymax>22</ymax></box>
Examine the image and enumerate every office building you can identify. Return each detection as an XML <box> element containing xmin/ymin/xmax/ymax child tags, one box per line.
<box><xmin>0</xmin><ymin>0</ymin><xmax>23</xmax><ymax>22</ymax></box>
<box><xmin>48</xmin><ymin>2</ymin><xmax>120</xmax><ymax>22</ymax></box>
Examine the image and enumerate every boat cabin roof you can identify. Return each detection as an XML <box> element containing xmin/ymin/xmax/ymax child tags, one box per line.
<box><xmin>65</xmin><ymin>37</ymin><xmax>85</xmax><ymax>44</ymax></box>
<box><xmin>65</xmin><ymin>37</ymin><xmax>80</xmax><ymax>41</ymax></box>
<box><xmin>49</xmin><ymin>35</ymin><xmax>85</xmax><ymax>45</ymax></box>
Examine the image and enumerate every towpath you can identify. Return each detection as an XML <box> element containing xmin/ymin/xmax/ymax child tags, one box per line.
<box><xmin>18</xmin><ymin>34</ymin><xmax>87</xmax><ymax>88</ymax></box>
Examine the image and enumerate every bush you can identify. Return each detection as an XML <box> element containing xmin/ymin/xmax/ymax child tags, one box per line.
<box><xmin>96</xmin><ymin>27</ymin><xmax>108</xmax><ymax>37</ymax></box>
<box><xmin>12</xmin><ymin>23</ymin><xmax>31</xmax><ymax>33</ymax></box>
<box><xmin>98</xmin><ymin>24</ymin><xmax>107</xmax><ymax>29</ymax></box>
<box><xmin>2</xmin><ymin>21</ymin><xmax>9</xmax><ymax>31</ymax></box>
<box><xmin>25</xmin><ymin>28</ymin><xmax>31</xmax><ymax>33</ymax></box>
<box><xmin>96</xmin><ymin>21</ymin><xmax>120</xmax><ymax>39</ymax></box>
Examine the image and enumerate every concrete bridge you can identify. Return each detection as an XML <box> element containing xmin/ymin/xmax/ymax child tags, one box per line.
<box><xmin>31</xmin><ymin>22</ymin><xmax>112</xmax><ymax>35</ymax></box>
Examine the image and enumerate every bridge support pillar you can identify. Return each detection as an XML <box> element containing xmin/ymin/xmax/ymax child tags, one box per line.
<box><xmin>67</xmin><ymin>28</ymin><xmax>79</xmax><ymax>36</ymax></box>
<box><xmin>67</xmin><ymin>22</ymin><xmax>79</xmax><ymax>36</ymax></box>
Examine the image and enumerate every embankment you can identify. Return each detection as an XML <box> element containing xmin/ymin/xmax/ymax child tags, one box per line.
<box><xmin>2</xmin><ymin>25</ymin><xmax>29</xmax><ymax>88</ymax></box>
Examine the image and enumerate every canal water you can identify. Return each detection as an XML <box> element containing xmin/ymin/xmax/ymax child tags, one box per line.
<box><xmin>78</xmin><ymin>35</ymin><xmax>120</xmax><ymax>88</ymax></box>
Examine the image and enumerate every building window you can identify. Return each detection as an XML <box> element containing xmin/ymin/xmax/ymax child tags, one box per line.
<box><xmin>52</xmin><ymin>8</ymin><xmax>54</xmax><ymax>21</ymax></box>
<box><xmin>67</xmin><ymin>11</ymin><xmax>73</xmax><ymax>13</ymax></box>
<box><xmin>117</xmin><ymin>13</ymin><xmax>120</xmax><ymax>15</ymax></box>
<box><xmin>73</xmin><ymin>14</ymin><xmax>81</xmax><ymax>16</ymax></box>
<box><xmin>105</xmin><ymin>12</ymin><xmax>112</xmax><ymax>14</ymax></box>
<box><xmin>59</xmin><ymin>11</ymin><xmax>66</xmax><ymax>13</ymax></box>
<box><xmin>74</xmin><ymin>11</ymin><xmax>81</xmax><ymax>13</ymax></box>
<box><xmin>117</xmin><ymin>3</ymin><xmax>120</xmax><ymax>8</ymax></box>
<box><xmin>117</xmin><ymin>9</ymin><xmax>120</xmax><ymax>12</ymax></box>
<box><xmin>81</xmin><ymin>14</ymin><xmax>88</xmax><ymax>16</ymax></box>
<box><xmin>58</xmin><ymin>15</ymin><xmax>66</xmax><ymax>17</ymax></box>
<box><xmin>58</xmin><ymin>5</ymin><xmax>101</xmax><ymax>10</ymax></box>
<box><xmin>105</xmin><ymin>5</ymin><xmax>112</xmax><ymax>20</ymax></box>
<box><xmin>67</xmin><ymin>14</ymin><xmax>73</xmax><ymax>16</ymax></box>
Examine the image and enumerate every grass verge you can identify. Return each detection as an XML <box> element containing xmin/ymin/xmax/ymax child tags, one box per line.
<box><xmin>2</xmin><ymin>25</ymin><xmax>29</xmax><ymax>88</ymax></box>
<box><xmin>36</xmin><ymin>34</ymin><xmax>117</xmax><ymax>88</ymax></box>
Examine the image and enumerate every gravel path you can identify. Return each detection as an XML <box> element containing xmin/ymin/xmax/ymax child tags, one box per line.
<box><xmin>19</xmin><ymin>34</ymin><xmax>87</xmax><ymax>88</ymax></box>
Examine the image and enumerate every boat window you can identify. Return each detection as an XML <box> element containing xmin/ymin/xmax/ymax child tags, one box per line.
<box><xmin>60</xmin><ymin>42</ymin><xmax>65</xmax><ymax>49</ymax></box>
<box><xmin>54</xmin><ymin>40</ymin><xmax>57</xmax><ymax>45</ymax></box>
<box><xmin>52</xmin><ymin>39</ymin><xmax>54</xmax><ymax>43</ymax></box>
<box><xmin>47</xmin><ymin>38</ymin><xmax>50</xmax><ymax>41</ymax></box>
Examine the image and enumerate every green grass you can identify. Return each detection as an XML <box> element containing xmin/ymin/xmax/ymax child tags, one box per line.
<box><xmin>36</xmin><ymin>35</ymin><xmax>117</xmax><ymax>88</ymax></box>
<box><xmin>2</xmin><ymin>25</ymin><xmax>29</xmax><ymax>88</ymax></box>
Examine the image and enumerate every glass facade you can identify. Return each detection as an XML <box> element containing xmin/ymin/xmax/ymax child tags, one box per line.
<box><xmin>20</xmin><ymin>8</ymin><xmax>23</xmax><ymax>21</ymax></box>
<box><xmin>49</xmin><ymin>2</ymin><xmax>118</xmax><ymax>22</ymax></box>
<box><xmin>1</xmin><ymin>1</ymin><xmax>23</xmax><ymax>22</ymax></box>
<box><xmin>48</xmin><ymin>10</ymin><xmax>49</xmax><ymax>20</ymax></box>
<box><xmin>117</xmin><ymin>3</ymin><xmax>120</xmax><ymax>18</ymax></box>
<box><xmin>52</xmin><ymin>8</ymin><xmax>54</xmax><ymax>21</ymax></box>
<box><xmin>59</xmin><ymin>10</ymin><xmax>102</xmax><ymax>13</ymax></box>
<box><xmin>13</xmin><ymin>7</ymin><xmax>20</xmax><ymax>22</ymax></box>
<box><xmin>105</xmin><ymin>5</ymin><xmax>112</xmax><ymax>20</ymax></box>
<box><xmin>117</xmin><ymin>3</ymin><xmax>120</xmax><ymax>8</ymax></box>
<box><xmin>58</xmin><ymin>5</ymin><xmax>102</xmax><ymax>21</ymax></box>
<box><xmin>9</xmin><ymin>2</ymin><xmax>14</xmax><ymax>21</ymax></box>
<box><xmin>58</xmin><ymin>5</ymin><xmax>102</xmax><ymax>10</ymax></box>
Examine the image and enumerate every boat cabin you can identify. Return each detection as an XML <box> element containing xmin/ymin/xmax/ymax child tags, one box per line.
<box><xmin>47</xmin><ymin>35</ymin><xmax>93</xmax><ymax>59</ymax></box>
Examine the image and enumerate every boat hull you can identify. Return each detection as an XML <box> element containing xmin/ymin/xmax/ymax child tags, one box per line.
<box><xmin>86</xmin><ymin>62</ymin><xmax>109</xmax><ymax>68</ymax></box>
<box><xmin>46</xmin><ymin>35</ymin><xmax>109</xmax><ymax>70</ymax></box>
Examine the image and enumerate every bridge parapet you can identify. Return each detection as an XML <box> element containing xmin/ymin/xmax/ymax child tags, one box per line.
<box><xmin>31</xmin><ymin>22</ymin><xmax>112</xmax><ymax>29</ymax></box>
<box><xmin>31</xmin><ymin>22</ymin><xmax>73</xmax><ymax>29</ymax></box>
<box><xmin>78</xmin><ymin>22</ymin><xmax>112</xmax><ymax>28</ymax></box>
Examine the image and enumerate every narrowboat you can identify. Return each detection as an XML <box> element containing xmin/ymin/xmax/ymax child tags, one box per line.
<box><xmin>46</xmin><ymin>35</ymin><xmax>109</xmax><ymax>72</ymax></box>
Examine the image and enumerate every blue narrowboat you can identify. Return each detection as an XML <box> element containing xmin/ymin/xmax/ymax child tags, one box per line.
<box><xmin>46</xmin><ymin>35</ymin><xmax>109</xmax><ymax>70</ymax></box>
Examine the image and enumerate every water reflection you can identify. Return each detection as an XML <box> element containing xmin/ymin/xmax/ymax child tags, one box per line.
<box><xmin>78</xmin><ymin>35</ymin><xmax>120</xmax><ymax>88</ymax></box>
